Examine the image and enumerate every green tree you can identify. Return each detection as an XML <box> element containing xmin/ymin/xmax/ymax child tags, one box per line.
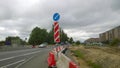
<box><xmin>69</xmin><ymin>37</ymin><xmax>74</xmax><ymax>44</ymax></box>
<box><xmin>60</xmin><ymin>29</ymin><xmax>69</xmax><ymax>43</ymax></box>
<box><xmin>75</xmin><ymin>40</ymin><xmax>81</xmax><ymax>45</ymax></box>
<box><xmin>0</xmin><ymin>41</ymin><xmax>5</xmax><ymax>46</ymax></box>
<box><xmin>47</xmin><ymin>28</ymin><xmax>54</xmax><ymax>44</ymax></box>
<box><xmin>28</xmin><ymin>26</ymin><xmax>73</xmax><ymax>45</ymax></box>
<box><xmin>110</xmin><ymin>39</ymin><xmax>120</xmax><ymax>46</ymax></box>
<box><xmin>28</xmin><ymin>27</ymin><xmax>48</xmax><ymax>45</ymax></box>
<box><xmin>40</xmin><ymin>29</ymin><xmax>48</xmax><ymax>43</ymax></box>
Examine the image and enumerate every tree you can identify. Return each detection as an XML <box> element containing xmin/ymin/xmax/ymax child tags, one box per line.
<box><xmin>60</xmin><ymin>29</ymin><xmax>69</xmax><ymax>43</ymax></box>
<box><xmin>47</xmin><ymin>27</ymin><xmax>54</xmax><ymax>44</ymax></box>
<box><xmin>110</xmin><ymin>39</ymin><xmax>120</xmax><ymax>46</ymax></box>
<box><xmin>75</xmin><ymin>40</ymin><xmax>81</xmax><ymax>45</ymax></box>
<box><xmin>28</xmin><ymin>26</ymin><xmax>73</xmax><ymax>45</ymax></box>
<box><xmin>0</xmin><ymin>41</ymin><xmax>5</xmax><ymax>46</ymax></box>
<box><xmin>69</xmin><ymin>37</ymin><xmax>74</xmax><ymax>44</ymax></box>
<box><xmin>28</xmin><ymin>27</ymin><xmax>48</xmax><ymax>45</ymax></box>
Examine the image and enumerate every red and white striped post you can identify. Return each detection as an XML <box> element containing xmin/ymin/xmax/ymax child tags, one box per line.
<box><xmin>54</xmin><ymin>22</ymin><xmax>60</xmax><ymax>43</ymax></box>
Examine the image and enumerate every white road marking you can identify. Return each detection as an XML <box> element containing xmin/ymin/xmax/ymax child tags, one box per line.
<box><xmin>0</xmin><ymin>50</ymin><xmax>42</xmax><ymax>62</ymax></box>
<box><xmin>0</xmin><ymin>57</ymin><xmax>14</xmax><ymax>62</ymax></box>
<box><xmin>15</xmin><ymin>56</ymin><xmax>35</xmax><ymax>68</ymax></box>
<box><xmin>0</xmin><ymin>59</ymin><xmax>25</xmax><ymax>68</ymax></box>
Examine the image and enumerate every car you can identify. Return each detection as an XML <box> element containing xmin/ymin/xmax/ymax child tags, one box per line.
<box><xmin>39</xmin><ymin>43</ymin><xmax>48</xmax><ymax>48</ymax></box>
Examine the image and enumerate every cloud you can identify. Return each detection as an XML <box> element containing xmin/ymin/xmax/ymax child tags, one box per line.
<box><xmin>0</xmin><ymin>0</ymin><xmax>120</xmax><ymax>42</ymax></box>
<box><xmin>111</xmin><ymin>0</ymin><xmax>120</xmax><ymax>11</ymax></box>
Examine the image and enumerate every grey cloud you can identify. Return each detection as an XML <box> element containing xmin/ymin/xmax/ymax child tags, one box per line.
<box><xmin>0</xmin><ymin>0</ymin><xmax>120</xmax><ymax>41</ymax></box>
<box><xmin>111</xmin><ymin>0</ymin><xmax>120</xmax><ymax>11</ymax></box>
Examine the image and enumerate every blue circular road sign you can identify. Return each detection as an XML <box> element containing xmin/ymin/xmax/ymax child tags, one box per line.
<box><xmin>53</xmin><ymin>13</ymin><xmax>60</xmax><ymax>21</ymax></box>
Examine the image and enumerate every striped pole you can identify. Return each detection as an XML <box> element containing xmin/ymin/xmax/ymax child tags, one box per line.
<box><xmin>54</xmin><ymin>22</ymin><xmax>60</xmax><ymax>43</ymax></box>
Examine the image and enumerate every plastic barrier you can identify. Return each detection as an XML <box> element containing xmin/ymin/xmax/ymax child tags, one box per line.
<box><xmin>58</xmin><ymin>46</ymin><xmax>61</xmax><ymax>51</ymax></box>
<box><xmin>56</xmin><ymin>53</ymin><xmax>70</xmax><ymax>68</ymax></box>
<box><xmin>52</xmin><ymin>46</ymin><xmax>64</xmax><ymax>54</ymax></box>
<box><xmin>47</xmin><ymin>46</ymin><xmax>79</xmax><ymax>68</ymax></box>
<box><xmin>47</xmin><ymin>52</ymin><xmax>56</xmax><ymax>67</ymax></box>
<box><xmin>69</xmin><ymin>61</ymin><xmax>78</xmax><ymax>68</ymax></box>
<box><xmin>56</xmin><ymin>47</ymin><xmax>79</xmax><ymax>68</ymax></box>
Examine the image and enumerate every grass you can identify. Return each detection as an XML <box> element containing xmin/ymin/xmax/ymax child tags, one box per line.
<box><xmin>86</xmin><ymin>60</ymin><xmax>101</xmax><ymax>68</ymax></box>
<box><xmin>71</xmin><ymin>50</ymin><xmax>84</xmax><ymax>59</ymax></box>
<box><xmin>71</xmin><ymin>49</ymin><xmax>102</xmax><ymax>68</ymax></box>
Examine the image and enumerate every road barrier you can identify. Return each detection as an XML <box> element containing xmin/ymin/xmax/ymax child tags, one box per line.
<box><xmin>47</xmin><ymin>52</ymin><xmax>56</xmax><ymax>67</ymax></box>
<box><xmin>56</xmin><ymin>52</ymin><xmax>79</xmax><ymax>68</ymax></box>
<box><xmin>69</xmin><ymin>61</ymin><xmax>78</xmax><ymax>68</ymax></box>
<box><xmin>47</xmin><ymin>46</ymin><xmax>79</xmax><ymax>68</ymax></box>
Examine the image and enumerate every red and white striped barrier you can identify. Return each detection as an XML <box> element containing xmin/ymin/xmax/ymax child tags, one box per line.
<box><xmin>47</xmin><ymin>46</ymin><xmax>79</xmax><ymax>68</ymax></box>
<box><xmin>52</xmin><ymin>46</ymin><xmax>64</xmax><ymax>53</ymax></box>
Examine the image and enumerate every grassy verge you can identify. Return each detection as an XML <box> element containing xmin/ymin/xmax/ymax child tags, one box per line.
<box><xmin>71</xmin><ymin>50</ymin><xmax>101</xmax><ymax>68</ymax></box>
<box><xmin>86</xmin><ymin>60</ymin><xmax>101</xmax><ymax>68</ymax></box>
<box><xmin>71</xmin><ymin>50</ymin><xmax>84</xmax><ymax>59</ymax></box>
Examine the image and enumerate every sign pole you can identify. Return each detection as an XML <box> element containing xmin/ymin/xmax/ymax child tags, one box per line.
<box><xmin>53</xmin><ymin>13</ymin><xmax>60</xmax><ymax>44</ymax></box>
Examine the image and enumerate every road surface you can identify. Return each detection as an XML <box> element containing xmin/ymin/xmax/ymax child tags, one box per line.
<box><xmin>0</xmin><ymin>47</ymin><xmax>51</xmax><ymax>68</ymax></box>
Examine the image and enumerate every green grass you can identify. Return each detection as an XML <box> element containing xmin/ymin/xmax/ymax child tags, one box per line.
<box><xmin>71</xmin><ymin>50</ymin><xmax>84</xmax><ymax>59</ymax></box>
<box><xmin>71</xmin><ymin>50</ymin><xmax>102</xmax><ymax>68</ymax></box>
<box><xmin>86</xmin><ymin>60</ymin><xmax>101</xmax><ymax>68</ymax></box>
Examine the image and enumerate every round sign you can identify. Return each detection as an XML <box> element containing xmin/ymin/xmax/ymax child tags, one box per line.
<box><xmin>53</xmin><ymin>13</ymin><xmax>60</xmax><ymax>21</ymax></box>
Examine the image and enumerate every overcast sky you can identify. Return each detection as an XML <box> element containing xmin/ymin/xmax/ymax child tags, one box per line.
<box><xmin>0</xmin><ymin>0</ymin><xmax>120</xmax><ymax>42</ymax></box>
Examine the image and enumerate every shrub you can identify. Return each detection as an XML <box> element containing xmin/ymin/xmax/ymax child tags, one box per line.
<box><xmin>110</xmin><ymin>39</ymin><xmax>120</xmax><ymax>46</ymax></box>
<box><xmin>75</xmin><ymin>40</ymin><xmax>81</xmax><ymax>45</ymax></box>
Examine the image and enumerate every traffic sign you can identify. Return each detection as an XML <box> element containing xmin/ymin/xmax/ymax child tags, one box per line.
<box><xmin>53</xmin><ymin>13</ymin><xmax>60</xmax><ymax>21</ymax></box>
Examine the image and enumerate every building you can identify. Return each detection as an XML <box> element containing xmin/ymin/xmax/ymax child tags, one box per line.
<box><xmin>99</xmin><ymin>26</ymin><xmax>120</xmax><ymax>42</ymax></box>
<box><xmin>5</xmin><ymin>36</ymin><xmax>23</xmax><ymax>47</ymax></box>
<box><xmin>11</xmin><ymin>38</ymin><xmax>21</xmax><ymax>47</ymax></box>
<box><xmin>85</xmin><ymin>38</ymin><xmax>100</xmax><ymax>44</ymax></box>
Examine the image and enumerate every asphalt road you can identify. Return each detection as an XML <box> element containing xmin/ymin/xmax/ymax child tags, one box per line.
<box><xmin>0</xmin><ymin>47</ymin><xmax>52</xmax><ymax>68</ymax></box>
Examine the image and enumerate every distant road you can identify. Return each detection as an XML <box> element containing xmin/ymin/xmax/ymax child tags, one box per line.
<box><xmin>0</xmin><ymin>47</ymin><xmax>52</xmax><ymax>68</ymax></box>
